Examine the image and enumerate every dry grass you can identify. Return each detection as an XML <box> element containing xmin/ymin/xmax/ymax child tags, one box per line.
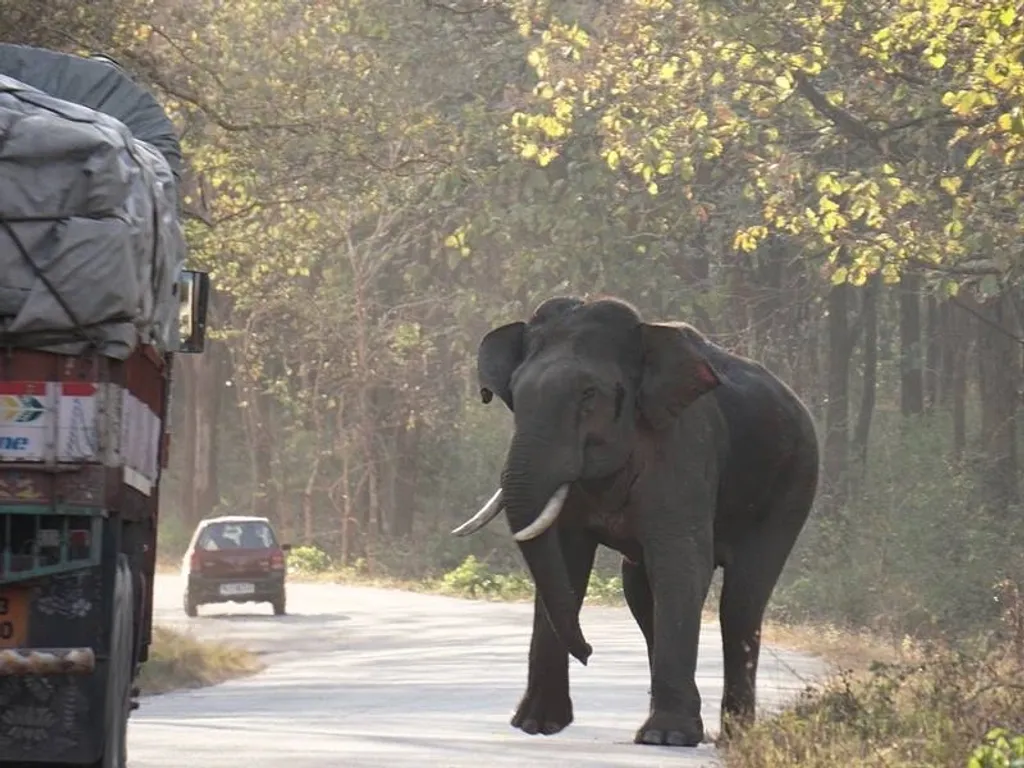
<box><xmin>723</xmin><ymin>645</ymin><xmax>1024</xmax><ymax>768</ymax></box>
<box><xmin>758</xmin><ymin>621</ymin><xmax>906</xmax><ymax>671</ymax></box>
<box><xmin>136</xmin><ymin>626</ymin><xmax>264</xmax><ymax>695</ymax></box>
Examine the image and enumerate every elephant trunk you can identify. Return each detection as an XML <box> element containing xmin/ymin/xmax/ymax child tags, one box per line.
<box><xmin>501</xmin><ymin>430</ymin><xmax>591</xmax><ymax>665</ymax></box>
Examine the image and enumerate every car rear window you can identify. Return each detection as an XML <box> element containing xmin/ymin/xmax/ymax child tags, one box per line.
<box><xmin>197</xmin><ymin>521</ymin><xmax>277</xmax><ymax>551</ymax></box>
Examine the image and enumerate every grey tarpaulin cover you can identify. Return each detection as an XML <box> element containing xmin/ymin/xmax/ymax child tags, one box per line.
<box><xmin>0</xmin><ymin>45</ymin><xmax>185</xmax><ymax>359</ymax></box>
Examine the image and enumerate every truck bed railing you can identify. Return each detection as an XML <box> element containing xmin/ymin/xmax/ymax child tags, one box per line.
<box><xmin>0</xmin><ymin>506</ymin><xmax>102</xmax><ymax>584</ymax></box>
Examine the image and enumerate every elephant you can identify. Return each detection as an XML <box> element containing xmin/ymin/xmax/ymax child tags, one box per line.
<box><xmin>451</xmin><ymin>295</ymin><xmax>819</xmax><ymax>747</ymax></box>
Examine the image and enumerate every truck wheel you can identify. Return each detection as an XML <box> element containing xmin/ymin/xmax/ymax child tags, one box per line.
<box><xmin>272</xmin><ymin>593</ymin><xmax>286</xmax><ymax>616</ymax></box>
<box><xmin>98</xmin><ymin>555</ymin><xmax>134</xmax><ymax>768</ymax></box>
<box><xmin>183</xmin><ymin>592</ymin><xmax>198</xmax><ymax>617</ymax></box>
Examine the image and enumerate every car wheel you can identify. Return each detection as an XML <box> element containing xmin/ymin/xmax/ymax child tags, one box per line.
<box><xmin>271</xmin><ymin>593</ymin><xmax>286</xmax><ymax>616</ymax></box>
<box><xmin>183</xmin><ymin>592</ymin><xmax>198</xmax><ymax>618</ymax></box>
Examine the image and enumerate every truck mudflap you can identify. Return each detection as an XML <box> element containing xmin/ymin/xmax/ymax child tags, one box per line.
<box><xmin>0</xmin><ymin>646</ymin><xmax>95</xmax><ymax>675</ymax></box>
<box><xmin>0</xmin><ymin>567</ymin><xmax>109</xmax><ymax>763</ymax></box>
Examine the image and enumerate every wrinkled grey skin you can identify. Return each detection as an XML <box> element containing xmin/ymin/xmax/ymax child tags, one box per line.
<box><xmin>467</xmin><ymin>295</ymin><xmax>819</xmax><ymax>746</ymax></box>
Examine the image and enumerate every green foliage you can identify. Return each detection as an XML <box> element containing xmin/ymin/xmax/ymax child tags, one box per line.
<box><xmin>435</xmin><ymin>555</ymin><xmax>625</xmax><ymax>604</ymax></box>
<box><xmin>437</xmin><ymin>555</ymin><xmax>534</xmax><ymax>600</ymax></box>
<box><xmin>508</xmin><ymin>0</ymin><xmax>1024</xmax><ymax>288</ymax></box>
<box><xmin>772</xmin><ymin>414</ymin><xmax>1009</xmax><ymax>638</ymax></box>
<box><xmin>287</xmin><ymin>545</ymin><xmax>332</xmax><ymax>575</ymax></box>
<box><xmin>970</xmin><ymin>729</ymin><xmax>1024</xmax><ymax>768</ymax></box>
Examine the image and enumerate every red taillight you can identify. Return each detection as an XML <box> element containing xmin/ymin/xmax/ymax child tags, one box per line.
<box><xmin>270</xmin><ymin>549</ymin><xmax>284</xmax><ymax>570</ymax></box>
<box><xmin>190</xmin><ymin>551</ymin><xmax>202</xmax><ymax>572</ymax></box>
<box><xmin>68</xmin><ymin>530</ymin><xmax>90</xmax><ymax>548</ymax></box>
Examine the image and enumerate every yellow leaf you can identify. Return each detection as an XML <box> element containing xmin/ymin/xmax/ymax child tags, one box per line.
<box><xmin>606</xmin><ymin>149</ymin><xmax>621</xmax><ymax>170</ymax></box>
<box><xmin>939</xmin><ymin>176</ymin><xmax>962</xmax><ymax>195</ymax></box>
<box><xmin>537</xmin><ymin>148</ymin><xmax>558</xmax><ymax>167</ymax></box>
<box><xmin>831</xmin><ymin>266</ymin><xmax>848</xmax><ymax>285</ymax></box>
<box><xmin>927</xmin><ymin>51</ymin><xmax>947</xmax><ymax>69</ymax></box>
<box><xmin>647</xmin><ymin>181</ymin><xmax>659</xmax><ymax>195</ymax></box>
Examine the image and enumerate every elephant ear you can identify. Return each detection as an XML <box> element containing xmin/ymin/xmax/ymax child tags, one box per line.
<box><xmin>477</xmin><ymin>321</ymin><xmax>526</xmax><ymax>411</ymax></box>
<box><xmin>639</xmin><ymin>323</ymin><xmax>722</xmax><ymax>430</ymax></box>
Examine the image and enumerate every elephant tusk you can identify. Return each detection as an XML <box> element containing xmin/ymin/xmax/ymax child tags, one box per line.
<box><xmin>451</xmin><ymin>488</ymin><xmax>504</xmax><ymax>537</ymax></box>
<box><xmin>513</xmin><ymin>484</ymin><xmax>569</xmax><ymax>542</ymax></box>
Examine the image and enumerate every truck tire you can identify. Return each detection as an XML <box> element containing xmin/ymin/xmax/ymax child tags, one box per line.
<box><xmin>98</xmin><ymin>555</ymin><xmax>134</xmax><ymax>768</ymax></box>
<box><xmin>183</xmin><ymin>592</ymin><xmax>198</xmax><ymax>617</ymax></box>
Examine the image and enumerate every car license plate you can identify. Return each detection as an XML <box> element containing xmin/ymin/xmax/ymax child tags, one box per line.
<box><xmin>0</xmin><ymin>587</ymin><xmax>29</xmax><ymax>648</ymax></box>
<box><xmin>219</xmin><ymin>583</ymin><xmax>255</xmax><ymax>597</ymax></box>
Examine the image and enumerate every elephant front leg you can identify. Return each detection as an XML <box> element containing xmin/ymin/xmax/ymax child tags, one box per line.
<box><xmin>512</xmin><ymin>529</ymin><xmax>597</xmax><ymax>736</ymax></box>
<box><xmin>621</xmin><ymin>555</ymin><xmax>654</xmax><ymax>674</ymax></box>
<box><xmin>635</xmin><ymin>505</ymin><xmax>715</xmax><ymax>747</ymax></box>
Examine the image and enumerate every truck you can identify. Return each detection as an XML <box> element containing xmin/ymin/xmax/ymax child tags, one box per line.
<box><xmin>0</xmin><ymin>45</ymin><xmax>209</xmax><ymax>767</ymax></box>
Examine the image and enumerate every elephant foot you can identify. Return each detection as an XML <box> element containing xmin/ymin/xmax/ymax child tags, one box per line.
<box><xmin>511</xmin><ymin>688</ymin><xmax>574</xmax><ymax>736</ymax></box>
<box><xmin>634</xmin><ymin>710</ymin><xmax>705</xmax><ymax>747</ymax></box>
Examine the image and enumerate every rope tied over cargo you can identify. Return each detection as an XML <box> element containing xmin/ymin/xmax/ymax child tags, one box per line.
<box><xmin>0</xmin><ymin>213</ymin><xmax>100</xmax><ymax>351</ymax></box>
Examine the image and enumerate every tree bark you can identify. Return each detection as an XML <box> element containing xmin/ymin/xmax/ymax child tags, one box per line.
<box><xmin>951</xmin><ymin>303</ymin><xmax>969</xmax><ymax>463</ymax></box>
<box><xmin>938</xmin><ymin>299</ymin><xmax>956</xmax><ymax>409</ymax></box>
<box><xmin>925</xmin><ymin>293</ymin><xmax>940</xmax><ymax>411</ymax></box>
<box><xmin>899</xmin><ymin>273</ymin><xmax>924</xmax><ymax>417</ymax></box>
<box><xmin>852</xmin><ymin>275</ymin><xmax>880</xmax><ymax>475</ymax></box>
<box><xmin>973</xmin><ymin>291</ymin><xmax>1021</xmax><ymax>516</ymax></box>
<box><xmin>176</xmin><ymin>308</ymin><xmax>225</xmax><ymax>528</ymax></box>
<box><xmin>823</xmin><ymin>281</ymin><xmax>853</xmax><ymax>514</ymax></box>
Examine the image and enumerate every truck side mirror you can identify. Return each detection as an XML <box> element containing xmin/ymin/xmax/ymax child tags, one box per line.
<box><xmin>178</xmin><ymin>269</ymin><xmax>210</xmax><ymax>354</ymax></box>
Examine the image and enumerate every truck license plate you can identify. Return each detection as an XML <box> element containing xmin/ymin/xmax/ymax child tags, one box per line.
<box><xmin>219</xmin><ymin>583</ymin><xmax>255</xmax><ymax>597</ymax></box>
<box><xmin>0</xmin><ymin>587</ymin><xmax>29</xmax><ymax>648</ymax></box>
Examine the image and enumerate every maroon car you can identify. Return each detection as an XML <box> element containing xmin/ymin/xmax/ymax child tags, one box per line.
<box><xmin>180</xmin><ymin>515</ymin><xmax>290</xmax><ymax>616</ymax></box>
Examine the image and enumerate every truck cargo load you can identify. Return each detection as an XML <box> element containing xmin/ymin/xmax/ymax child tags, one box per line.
<box><xmin>0</xmin><ymin>46</ymin><xmax>186</xmax><ymax>360</ymax></box>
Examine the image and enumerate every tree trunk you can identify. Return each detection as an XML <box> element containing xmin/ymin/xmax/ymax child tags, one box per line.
<box><xmin>823</xmin><ymin>281</ymin><xmax>853</xmax><ymax>514</ymax></box>
<box><xmin>852</xmin><ymin>275</ymin><xmax>880</xmax><ymax>475</ymax></box>
<box><xmin>751</xmin><ymin>236</ymin><xmax>786</xmax><ymax>374</ymax></box>
<box><xmin>938</xmin><ymin>299</ymin><xmax>956</xmax><ymax>409</ymax></box>
<box><xmin>177</xmin><ymin>338</ymin><xmax>224</xmax><ymax>528</ymax></box>
<box><xmin>925</xmin><ymin>293</ymin><xmax>940</xmax><ymax>411</ymax></box>
<box><xmin>900</xmin><ymin>273</ymin><xmax>924</xmax><ymax>417</ymax></box>
<box><xmin>974</xmin><ymin>291</ymin><xmax>1021</xmax><ymax>517</ymax></box>
<box><xmin>951</xmin><ymin>303</ymin><xmax>968</xmax><ymax>463</ymax></box>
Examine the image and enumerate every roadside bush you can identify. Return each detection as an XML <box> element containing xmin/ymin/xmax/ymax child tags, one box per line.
<box><xmin>724</xmin><ymin>646</ymin><xmax>1024</xmax><ymax>768</ymax></box>
<box><xmin>436</xmin><ymin>554</ymin><xmax>625</xmax><ymax>604</ymax></box>
<box><xmin>969</xmin><ymin>728</ymin><xmax>1024</xmax><ymax>768</ymax></box>
<box><xmin>771</xmin><ymin>414</ymin><xmax>1014</xmax><ymax>641</ymax></box>
<box><xmin>287</xmin><ymin>544</ymin><xmax>332</xmax><ymax>574</ymax></box>
<box><xmin>437</xmin><ymin>555</ymin><xmax>533</xmax><ymax>599</ymax></box>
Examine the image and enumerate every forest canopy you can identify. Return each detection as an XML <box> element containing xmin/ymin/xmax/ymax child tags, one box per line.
<box><xmin>3</xmin><ymin>0</ymin><xmax>1023</xmax><ymax>640</ymax></box>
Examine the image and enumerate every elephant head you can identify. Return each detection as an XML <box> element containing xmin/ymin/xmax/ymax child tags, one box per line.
<box><xmin>454</xmin><ymin>296</ymin><xmax>722</xmax><ymax>664</ymax></box>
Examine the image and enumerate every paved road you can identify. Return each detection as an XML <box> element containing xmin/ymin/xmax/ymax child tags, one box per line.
<box><xmin>128</xmin><ymin>575</ymin><xmax>823</xmax><ymax>768</ymax></box>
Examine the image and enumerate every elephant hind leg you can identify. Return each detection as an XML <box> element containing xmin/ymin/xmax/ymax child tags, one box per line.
<box><xmin>621</xmin><ymin>556</ymin><xmax>654</xmax><ymax>674</ymax></box>
<box><xmin>718</xmin><ymin>481</ymin><xmax>815</xmax><ymax>739</ymax></box>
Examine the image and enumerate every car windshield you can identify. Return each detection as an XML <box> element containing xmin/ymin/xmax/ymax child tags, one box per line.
<box><xmin>197</xmin><ymin>521</ymin><xmax>277</xmax><ymax>551</ymax></box>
